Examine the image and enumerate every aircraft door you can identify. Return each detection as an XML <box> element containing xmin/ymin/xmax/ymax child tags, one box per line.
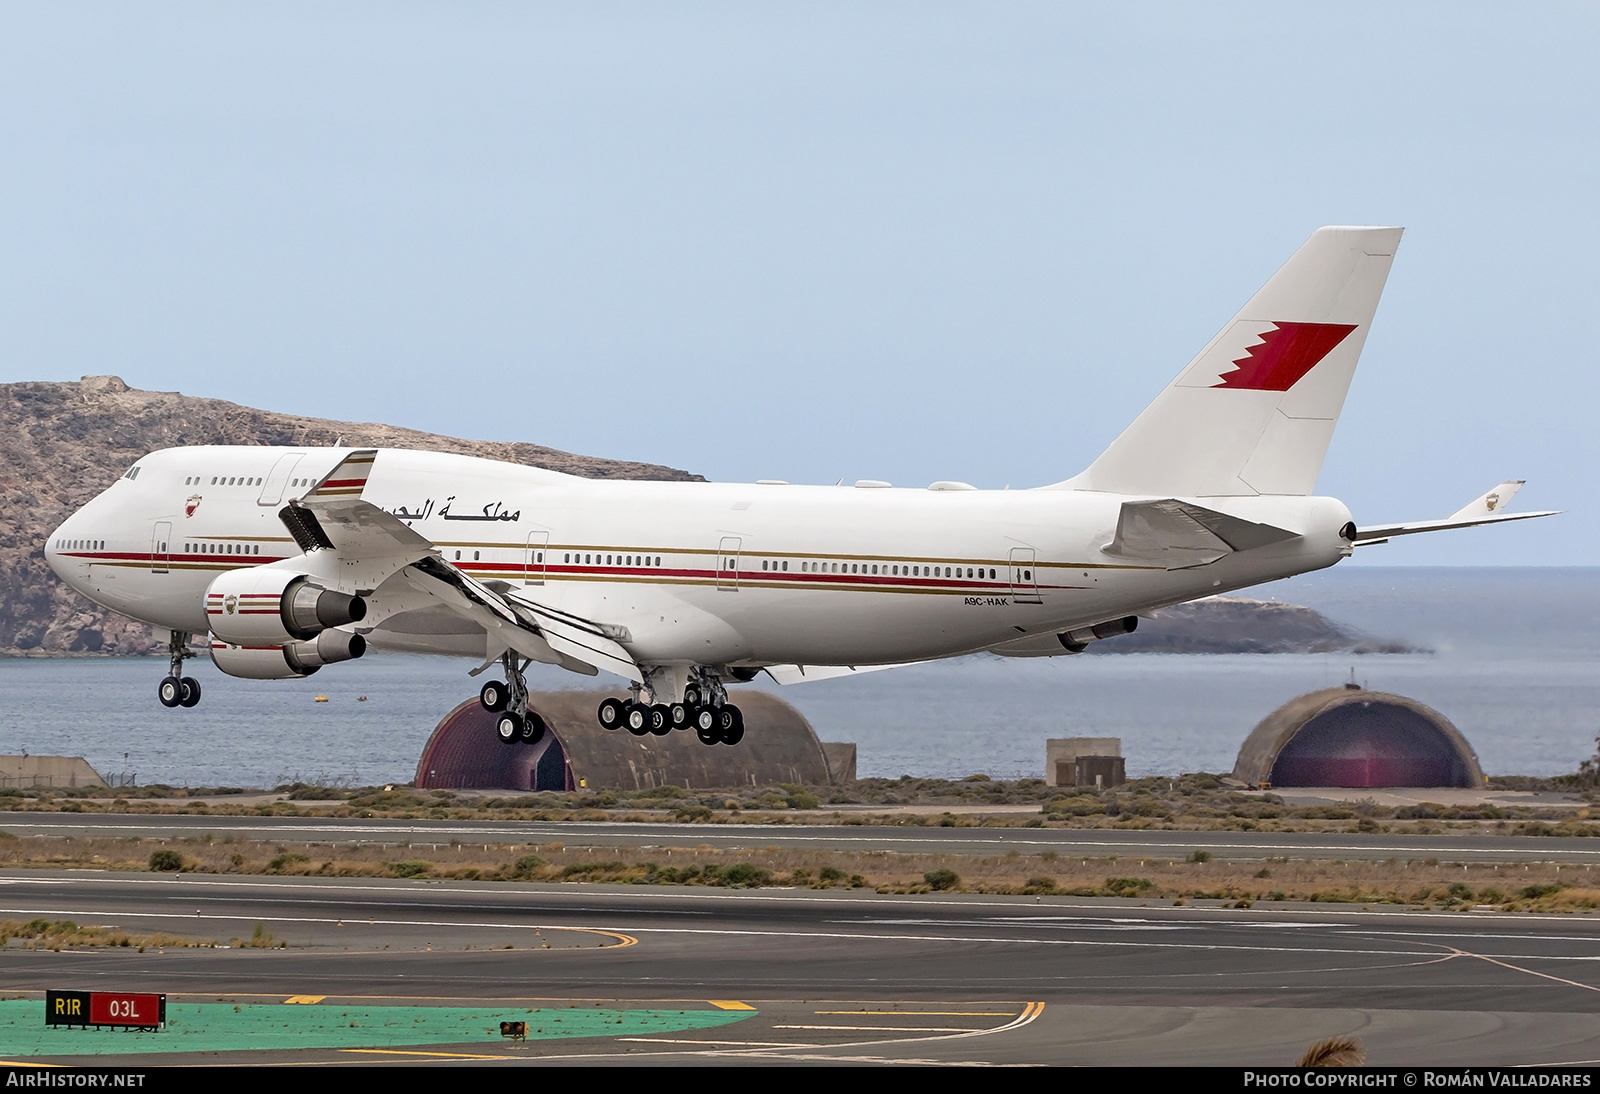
<box><xmin>258</xmin><ymin>451</ymin><xmax>306</xmax><ymax>506</ymax></box>
<box><xmin>151</xmin><ymin>522</ymin><xmax>172</xmax><ymax>574</ymax></box>
<box><xmin>717</xmin><ymin>537</ymin><xmax>742</xmax><ymax>591</ymax></box>
<box><xmin>524</xmin><ymin>531</ymin><xmax>550</xmax><ymax>585</ymax></box>
<box><xmin>1009</xmin><ymin>546</ymin><xmax>1041</xmax><ymax>604</ymax></box>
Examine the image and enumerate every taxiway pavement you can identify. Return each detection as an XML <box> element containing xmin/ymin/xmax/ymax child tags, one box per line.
<box><xmin>2</xmin><ymin>869</ymin><xmax>1599</xmax><ymax>1065</ymax></box>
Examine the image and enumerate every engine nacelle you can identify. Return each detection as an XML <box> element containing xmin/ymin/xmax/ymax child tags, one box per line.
<box><xmin>205</xmin><ymin>568</ymin><xmax>366</xmax><ymax>647</ymax></box>
<box><xmin>209</xmin><ymin>631</ymin><xmax>366</xmax><ymax>680</ymax></box>
<box><xmin>1059</xmin><ymin>615</ymin><xmax>1139</xmax><ymax>653</ymax></box>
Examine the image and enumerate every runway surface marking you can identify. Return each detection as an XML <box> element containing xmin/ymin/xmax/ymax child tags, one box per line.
<box><xmin>284</xmin><ymin>996</ymin><xmax>325</xmax><ymax>1004</ymax></box>
<box><xmin>1447</xmin><ymin>945</ymin><xmax>1600</xmax><ymax>994</ymax></box>
<box><xmin>0</xmin><ymin>1001</ymin><xmax>752</xmax><ymax>1058</ymax></box>
<box><xmin>707</xmin><ymin>1000</ymin><xmax>755</xmax><ymax>1010</ymax></box>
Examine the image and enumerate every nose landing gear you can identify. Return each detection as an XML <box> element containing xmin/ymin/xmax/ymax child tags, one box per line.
<box><xmin>157</xmin><ymin>631</ymin><xmax>202</xmax><ymax>709</ymax></box>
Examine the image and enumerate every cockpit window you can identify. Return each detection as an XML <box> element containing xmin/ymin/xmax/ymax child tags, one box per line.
<box><xmin>122</xmin><ymin>465</ymin><xmax>141</xmax><ymax>481</ymax></box>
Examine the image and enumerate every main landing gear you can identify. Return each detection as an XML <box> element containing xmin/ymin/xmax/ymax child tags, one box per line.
<box><xmin>596</xmin><ymin>672</ymin><xmax>744</xmax><ymax>746</ymax></box>
<box><xmin>480</xmin><ymin>652</ymin><xmax>548</xmax><ymax>746</ymax></box>
<box><xmin>157</xmin><ymin>630</ymin><xmax>202</xmax><ymax>709</ymax></box>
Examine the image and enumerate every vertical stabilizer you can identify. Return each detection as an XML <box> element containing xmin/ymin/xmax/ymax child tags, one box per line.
<box><xmin>1057</xmin><ymin>226</ymin><xmax>1402</xmax><ymax>497</ymax></box>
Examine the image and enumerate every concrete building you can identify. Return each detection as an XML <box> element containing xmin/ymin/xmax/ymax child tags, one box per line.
<box><xmin>416</xmin><ymin>689</ymin><xmax>855</xmax><ymax>791</ymax></box>
<box><xmin>1046</xmin><ymin>738</ymin><xmax>1125</xmax><ymax>788</ymax></box>
<box><xmin>0</xmin><ymin>755</ymin><xmax>107</xmax><ymax>790</ymax></box>
<box><xmin>1232</xmin><ymin>686</ymin><xmax>1485</xmax><ymax>789</ymax></box>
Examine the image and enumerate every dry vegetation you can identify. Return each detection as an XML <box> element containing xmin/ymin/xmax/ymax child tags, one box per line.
<box><xmin>5</xmin><ymin>828</ymin><xmax>1600</xmax><ymax>912</ymax></box>
<box><xmin>0</xmin><ymin>917</ymin><xmax>216</xmax><ymax>951</ymax></box>
<box><xmin>4</xmin><ymin>773</ymin><xmax>1597</xmax><ymax>838</ymax></box>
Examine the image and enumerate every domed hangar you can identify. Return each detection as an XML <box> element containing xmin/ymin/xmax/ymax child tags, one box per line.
<box><xmin>416</xmin><ymin>689</ymin><xmax>845</xmax><ymax>792</ymax></box>
<box><xmin>1232</xmin><ymin>686</ymin><xmax>1485</xmax><ymax>789</ymax></box>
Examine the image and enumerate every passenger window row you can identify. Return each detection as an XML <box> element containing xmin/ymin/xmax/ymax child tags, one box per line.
<box><xmin>793</xmin><ymin>560</ymin><xmax>999</xmax><ymax>579</ymax></box>
<box><xmin>184</xmin><ymin>543</ymin><xmax>260</xmax><ymax>556</ymax></box>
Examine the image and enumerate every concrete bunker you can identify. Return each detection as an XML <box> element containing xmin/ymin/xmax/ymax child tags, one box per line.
<box><xmin>416</xmin><ymin>689</ymin><xmax>851</xmax><ymax>791</ymax></box>
<box><xmin>1232</xmin><ymin>686</ymin><xmax>1485</xmax><ymax>789</ymax></box>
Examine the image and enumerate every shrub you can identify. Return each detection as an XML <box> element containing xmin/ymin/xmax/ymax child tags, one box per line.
<box><xmin>1520</xmin><ymin>883</ymin><xmax>1565</xmax><ymax>900</ymax></box>
<box><xmin>720</xmin><ymin>863</ymin><xmax>770</xmax><ymax>888</ymax></box>
<box><xmin>1187</xmin><ymin>850</ymin><xmax>1212</xmax><ymax>864</ymax></box>
<box><xmin>1104</xmin><ymin>877</ymin><xmax>1154</xmax><ymax>897</ymax></box>
<box><xmin>1023</xmin><ymin>876</ymin><xmax>1057</xmax><ymax>893</ymax></box>
<box><xmin>266</xmin><ymin>853</ymin><xmax>310</xmax><ymax>872</ymax></box>
<box><xmin>148</xmin><ymin>850</ymin><xmax>183</xmax><ymax>872</ymax></box>
<box><xmin>509</xmin><ymin>855</ymin><xmax>546</xmax><ymax>879</ymax></box>
<box><xmin>389</xmin><ymin>860</ymin><xmax>432</xmax><ymax>878</ymax></box>
<box><xmin>924</xmin><ymin>868</ymin><xmax>960</xmax><ymax>891</ymax></box>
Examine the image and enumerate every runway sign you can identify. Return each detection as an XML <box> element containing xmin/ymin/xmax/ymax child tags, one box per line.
<box><xmin>45</xmin><ymin>990</ymin><xmax>166</xmax><ymax>1031</ymax></box>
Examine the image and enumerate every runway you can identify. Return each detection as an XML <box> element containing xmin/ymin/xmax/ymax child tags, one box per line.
<box><xmin>3</xmin><ymin>869</ymin><xmax>1600</xmax><ymax>1065</ymax></box>
<box><xmin>4</xmin><ymin>813</ymin><xmax>1598</xmax><ymax>863</ymax></box>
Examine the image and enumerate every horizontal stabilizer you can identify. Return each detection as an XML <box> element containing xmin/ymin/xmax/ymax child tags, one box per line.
<box><xmin>1355</xmin><ymin>480</ymin><xmax>1558</xmax><ymax>546</ymax></box>
<box><xmin>1103</xmin><ymin>499</ymin><xmax>1298</xmax><ymax>569</ymax></box>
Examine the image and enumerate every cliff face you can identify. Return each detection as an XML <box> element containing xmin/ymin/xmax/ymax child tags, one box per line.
<box><xmin>1084</xmin><ymin>596</ymin><xmax>1418</xmax><ymax>655</ymax></box>
<box><xmin>0</xmin><ymin>376</ymin><xmax>700</xmax><ymax>657</ymax></box>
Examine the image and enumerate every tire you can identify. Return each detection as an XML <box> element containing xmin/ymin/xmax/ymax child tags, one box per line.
<box><xmin>179</xmin><ymin>677</ymin><xmax>202</xmax><ymax>708</ymax></box>
<box><xmin>683</xmin><ymin>683</ymin><xmax>702</xmax><ymax>708</ymax></box>
<box><xmin>718</xmin><ymin>705</ymin><xmax>745</xmax><ymax>746</ymax></box>
<box><xmin>519</xmin><ymin>712</ymin><xmax>547</xmax><ymax>744</ymax></box>
<box><xmin>597</xmin><ymin>697</ymin><xmax>625</xmax><ymax>730</ymax></box>
<box><xmin>480</xmin><ymin>680</ymin><xmax>509</xmax><ymax>713</ymax></box>
<box><xmin>696</xmin><ymin>722</ymin><xmax>720</xmax><ymax>746</ymax></box>
<box><xmin>625</xmin><ymin>703</ymin><xmax>650</xmax><ymax>736</ymax></box>
<box><xmin>158</xmin><ymin>676</ymin><xmax>182</xmax><ymax>708</ymax></box>
<box><xmin>496</xmin><ymin>711</ymin><xmax>523</xmax><ymax>743</ymax></box>
<box><xmin>648</xmin><ymin>705</ymin><xmax>672</xmax><ymax>735</ymax></box>
<box><xmin>668</xmin><ymin>702</ymin><xmax>690</xmax><ymax>729</ymax></box>
<box><xmin>693</xmin><ymin>707</ymin><xmax>717</xmax><ymax>733</ymax></box>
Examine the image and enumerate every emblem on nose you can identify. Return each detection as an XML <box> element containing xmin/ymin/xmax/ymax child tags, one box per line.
<box><xmin>224</xmin><ymin>594</ymin><xmax>238</xmax><ymax>615</ymax></box>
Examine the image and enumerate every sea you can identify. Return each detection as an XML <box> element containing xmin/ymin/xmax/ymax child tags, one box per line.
<box><xmin>1</xmin><ymin>567</ymin><xmax>1596</xmax><ymax>788</ymax></box>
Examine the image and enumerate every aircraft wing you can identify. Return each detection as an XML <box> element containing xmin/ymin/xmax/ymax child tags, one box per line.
<box><xmin>285</xmin><ymin>450</ymin><xmax>642</xmax><ymax>682</ymax></box>
<box><xmin>1354</xmin><ymin>480</ymin><xmax>1559</xmax><ymax>546</ymax></box>
<box><xmin>1102</xmin><ymin>499</ymin><xmax>1298</xmax><ymax>569</ymax></box>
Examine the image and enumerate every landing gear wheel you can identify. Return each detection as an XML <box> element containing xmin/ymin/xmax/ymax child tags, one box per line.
<box><xmin>648</xmin><ymin>705</ymin><xmax>672</xmax><ymax>736</ymax></box>
<box><xmin>480</xmin><ymin>680</ymin><xmax>510</xmax><ymax>713</ymax></box>
<box><xmin>496</xmin><ymin>711</ymin><xmax>524</xmax><ymax>743</ymax></box>
<box><xmin>683</xmin><ymin>683</ymin><xmax>703</xmax><ymax>709</ymax></box>
<box><xmin>693</xmin><ymin>706</ymin><xmax>716</xmax><ymax>734</ymax></box>
<box><xmin>717</xmin><ymin>705</ymin><xmax>745</xmax><ymax>746</ymax></box>
<box><xmin>624</xmin><ymin>702</ymin><xmax>650</xmax><ymax>736</ymax></box>
<box><xmin>179</xmin><ymin>677</ymin><xmax>202</xmax><ymax>708</ymax></box>
<box><xmin>668</xmin><ymin>702</ymin><xmax>690</xmax><ymax>730</ymax></box>
<box><xmin>158</xmin><ymin>676</ymin><xmax>182</xmax><ymax>708</ymax></box>
<box><xmin>597</xmin><ymin>697</ymin><xmax>626</xmax><ymax>730</ymax></box>
<box><xmin>696</xmin><ymin>721</ymin><xmax>719</xmax><ymax>746</ymax></box>
<box><xmin>518</xmin><ymin>711</ymin><xmax>547</xmax><ymax>744</ymax></box>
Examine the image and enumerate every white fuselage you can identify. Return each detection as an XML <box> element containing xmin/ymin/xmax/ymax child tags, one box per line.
<box><xmin>46</xmin><ymin>445</ymin><xmax>1353</xmax><ymax>673</ymax></box>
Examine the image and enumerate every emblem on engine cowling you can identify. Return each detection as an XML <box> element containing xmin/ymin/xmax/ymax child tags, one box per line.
<box><xmin>185</xmin><ymin>495</ymin><xmax>202</xmax><ymax>517</ymax></box>
<box><xmin>224</xmin><ymin>594</ymin><xmax>238</xmax><ymax>615</ymax></box>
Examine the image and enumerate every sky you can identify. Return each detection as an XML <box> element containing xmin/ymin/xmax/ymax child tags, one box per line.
<box><xmin>1</xmin><ymin>2</ymin><xmax>1595</xmax><ymax>565</ymax></box>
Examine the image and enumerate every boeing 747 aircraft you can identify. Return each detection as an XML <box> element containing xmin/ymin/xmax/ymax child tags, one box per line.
<box><xmin>44</xmin><ymin>227</ymin><xmax>1555</xmax><ymax>747</ymax></box>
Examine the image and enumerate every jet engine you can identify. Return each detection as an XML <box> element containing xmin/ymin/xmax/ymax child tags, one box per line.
<box><xmin>210</xmin><ymin>631</ymin><xmax>366</xmax><ymax>680</ymax></box>
<box><xmin>990</xmin><ymin>616</ymin><xmax>1138</xmax><ymax>657</ymax></box>
<box><xmin>205</xmin><ymin>568</ymin><xmax>366</xmax><ymax>647</ymax></box>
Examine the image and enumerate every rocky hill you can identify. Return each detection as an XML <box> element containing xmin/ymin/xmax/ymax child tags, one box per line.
<box><xmin>0</xmin><ymin>376</ymin><xmax>700</xmax><ymax>656</ymax></box>
<box><xmin>1084</xmin><ymin>595</ymin><xmax>1418</xmax><ymax>655</ymax></box>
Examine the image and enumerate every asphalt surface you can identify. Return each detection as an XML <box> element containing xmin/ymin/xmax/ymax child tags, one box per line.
<box><xmin>3</xmin><ymin>869</ymin><xmax>1600</xmax><ymax>1065</ymax></box>
<box><xmin>5</xmin><ymin>812</ymin><xmax>1600</xmax><ymax>863</ymax></box>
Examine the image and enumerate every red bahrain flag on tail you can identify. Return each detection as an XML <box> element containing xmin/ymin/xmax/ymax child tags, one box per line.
<box><xmin>1213</xmin><ymin>322</ymin><xmax>1357</xmax><ymax>391</ymax></box>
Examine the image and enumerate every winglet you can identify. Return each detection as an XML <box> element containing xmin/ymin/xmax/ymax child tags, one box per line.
<box><xmin>306</xmin><ymin>450</ymin><xmax>377</xmax><ymax>500</ymax></box>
